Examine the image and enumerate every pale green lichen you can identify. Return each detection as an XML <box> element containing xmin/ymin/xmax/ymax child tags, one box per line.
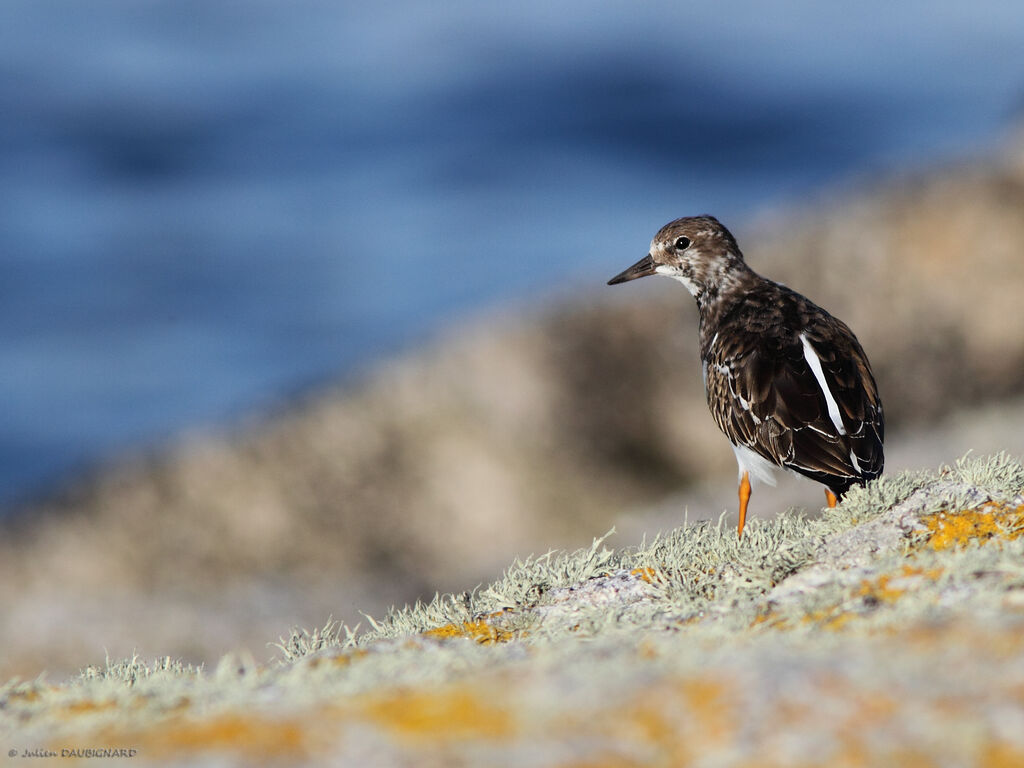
<box><xmin>3</xmin><ymin>453</ymin><xmax>1024</xmax><ymax>766</ymax></box>
<box><xmin>262</xmin><ymin>455</ymin><xmax>1024</xmax><ymax>663</ymax></box>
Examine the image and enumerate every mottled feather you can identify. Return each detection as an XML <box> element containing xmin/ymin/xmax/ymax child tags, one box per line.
<box><xmin>700</xmin><ymin>265</ymin><xmax>883</xmax><ymax>495</ymax></box>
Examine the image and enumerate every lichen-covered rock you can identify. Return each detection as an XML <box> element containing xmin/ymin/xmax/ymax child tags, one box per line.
<box><xmin>4</xmin><ymin>455</ymin><xmax>1023</xmax><ymax>766</ymax></box>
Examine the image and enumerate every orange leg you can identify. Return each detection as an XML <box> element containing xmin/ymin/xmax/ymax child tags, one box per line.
<box><xmin>738</xmin><ymin>471</ymin><xmax>751</xmax><ymax>538</ymax></box>
<box><xmin>825</xmin><ymin>489</ymin><xmax>838</xmax><ymax>508</ymax></box>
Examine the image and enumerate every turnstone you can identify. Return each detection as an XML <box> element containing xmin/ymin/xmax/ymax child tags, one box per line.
<box><xmin>608</xmin><ymin>215</ymin><xmax>884</xmax><ymax>537</ymax></box>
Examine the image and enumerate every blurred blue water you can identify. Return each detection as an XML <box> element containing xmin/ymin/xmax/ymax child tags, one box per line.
<box><xmin>2</xmin><ymin>0</ymin><xmax>1023</xmax><ymax>507</ymax></box>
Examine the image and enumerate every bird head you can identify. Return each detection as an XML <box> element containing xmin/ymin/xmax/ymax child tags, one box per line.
<box><xmin>607</xmin><ymin>215</ymin><xmax>746</xmax><ymax>300</ymax></box>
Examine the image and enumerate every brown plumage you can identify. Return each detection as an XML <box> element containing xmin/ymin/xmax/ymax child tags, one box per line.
<box><xmin>608</xmin><ymin>215</ymin><xmax>884</xmax><ymax>536</ymax></box>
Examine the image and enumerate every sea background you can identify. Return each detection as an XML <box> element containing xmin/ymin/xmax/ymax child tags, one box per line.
<box><xmin>3</xmin><ymin>0</ymin><xmax>1024</xmax><ymax>509</ymax></box>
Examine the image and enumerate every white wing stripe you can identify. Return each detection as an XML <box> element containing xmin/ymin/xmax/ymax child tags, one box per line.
<box><xmin>800</xmin><ymin>333</ymin><xmax>847</xmax><ymax>436</ymax></box>
<box><xmin>849</xmin><ymin>450</ymin><xmax>862</xmax><ymax>474</ymax></box>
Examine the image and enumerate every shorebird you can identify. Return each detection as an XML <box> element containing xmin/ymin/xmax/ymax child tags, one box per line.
<box><xmin>608</xmin><ymin>215</ymin><xmax>883</xmax><ymax>537</ymax></box>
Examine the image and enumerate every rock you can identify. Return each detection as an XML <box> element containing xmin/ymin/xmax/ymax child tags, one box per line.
<box><xmin>4</xmin><ymin>455</ymin><xmax>1024</xmax><ymax>766</ymax></box>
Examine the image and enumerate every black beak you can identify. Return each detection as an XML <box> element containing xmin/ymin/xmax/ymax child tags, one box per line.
<box><xmin>607</xmin><ymin>254</ymin><xmax>657</xmax><ymax>285</ymax></box>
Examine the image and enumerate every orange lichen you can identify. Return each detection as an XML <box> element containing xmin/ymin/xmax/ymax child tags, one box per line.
<box><xmin>304</xmin><ymin>649</ymin><xmax>368</xmax><ymax>670</ymax></box>
<box><xmin>754</xmin><ymin>565</ymin><xmax>946</xmax><ymax>634</ymax></box>
<box><xmin>857</xmin><ymin>572</ymin><xmax>906</xmax><ymax>603</ymax></box>
<box><xmin>559</xmin><ymin>678</ymin><xmax>736</xmax><ymax>767</ymax></box>
<box><xmin>5</xmin><ymin>688</ymin><xmax>41</xmax><ymax>703</ymax></box>
<box><xmin>750</xmin><ymin>609</ymin><xmax>784</xmax><ymax>629</ymax></box>
<box><xmin>854</xmin><ymin>565</ymin><xmax>945</xmax><ymax>607</ymax></box>
<box><xmin>559</xmin><ymin>754</ymin><xmax>654</xmax><ymax>768</ymax></box>
<box><xmin>423</xmin><ymin>619</ymin><xmax>515</xmax><ymax>644</ymax></box>
<box><xmin>331</xmin><ymin>649</ymin><xmax>368</xmax><ymax>666</ymax></box>
<box><xmin>804</xmin><ymin>607</ymin><xmax>856</xmax><ymax>632</ymax></box>
<box><xmin>678</xmin><ymin>679</ymin><xmax>735</xmax><ymax>744</ymax></box>
<box><xmin>637</xmin><ymin>639</ymin><xmax>659</xmax><ymax>659</ymax></box>
<box><xmin>160</xmin><ymin>696</ymin><xmax>191</xmax><ymax>713</ymax></box>
<box><xmin>844</xmin><ymin>690</ymin><xmax>898</xmax><ymax>728</ymax></box>
<box><xmin>619</xmin><ymin>701</ymin><xmax>683</xmax><ymax>762</ymax></box>
<box><xmin>982</xmin><ymin>742</ymin><xmax>1024</xmax><ymax>768</ymax></box>
<box><xmin>920</xmin><ymin>503</ymin><xmax>1024</xmax><ymax>550</ymax></box>
<box><xmin>883</xmin><ymin>619</ymin><xmax>1024</xmax><ymax>659</ymax></box>
<box><xmin>898</xmin><ymin>564</ymin><xmax>944</xmax><ymax>580</ymax></box>
<box><xmin>360</xmin><ymin>686</ymin><xmax>514</xmax><ymax>741</ymax></box>
<box><xmin>752</xmin><ymin>601</ymin><xmax>854</xmax><ymax>632</ymax></box>
<box><xmin>630</xmin><ymin>567</ymin><xmax>660</xmax><ymax>584</ymax></box>
<box><xmin>140</xmin><ymin>714</ymin><xmax>309</xmax><ymax>759</ymax></box>
<box><xmin>61</xmin><ymin>699</ymin><xmax>117</xmax><ymax>715</ymax></box>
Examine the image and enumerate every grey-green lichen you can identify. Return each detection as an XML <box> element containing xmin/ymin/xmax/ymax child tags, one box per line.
<box><xmin>3</xmin><ymin>453</ymin><xmax>1024</xmax><ymax>767</ymax></box>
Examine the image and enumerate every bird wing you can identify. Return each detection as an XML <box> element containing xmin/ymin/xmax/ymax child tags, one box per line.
<box><xmin>704</xmin><ymin>308</ymin><xmax>883</xmax><ymax>493</ymax></box>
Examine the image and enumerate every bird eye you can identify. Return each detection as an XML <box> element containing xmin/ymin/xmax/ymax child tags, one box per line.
<box><xmin>674</xmin><ymin>236</ymin><xmax>691</xmax><ymax>250</ymax></box>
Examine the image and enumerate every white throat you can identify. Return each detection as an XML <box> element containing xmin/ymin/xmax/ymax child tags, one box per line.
<box><xmin>654</xmin><ymin>264</ymin><xmax>699</xmax><ymax>297</ymax></box>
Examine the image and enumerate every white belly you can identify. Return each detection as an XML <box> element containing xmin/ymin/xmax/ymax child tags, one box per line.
<box><xmin>731</xmin><ymin>443</ymin><xmax>781</xmax><ymax>487</ymax></box>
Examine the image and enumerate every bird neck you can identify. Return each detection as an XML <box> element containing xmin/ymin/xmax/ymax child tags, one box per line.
<box><xmin>695</xmin><ymin>258</ymin><xmax>754</xmax><ymax>313</ymax></box>
<box><xmin>696</xmin><ymin>261</ymin><xmax>757</xmax><ymax>344</ymax></box>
